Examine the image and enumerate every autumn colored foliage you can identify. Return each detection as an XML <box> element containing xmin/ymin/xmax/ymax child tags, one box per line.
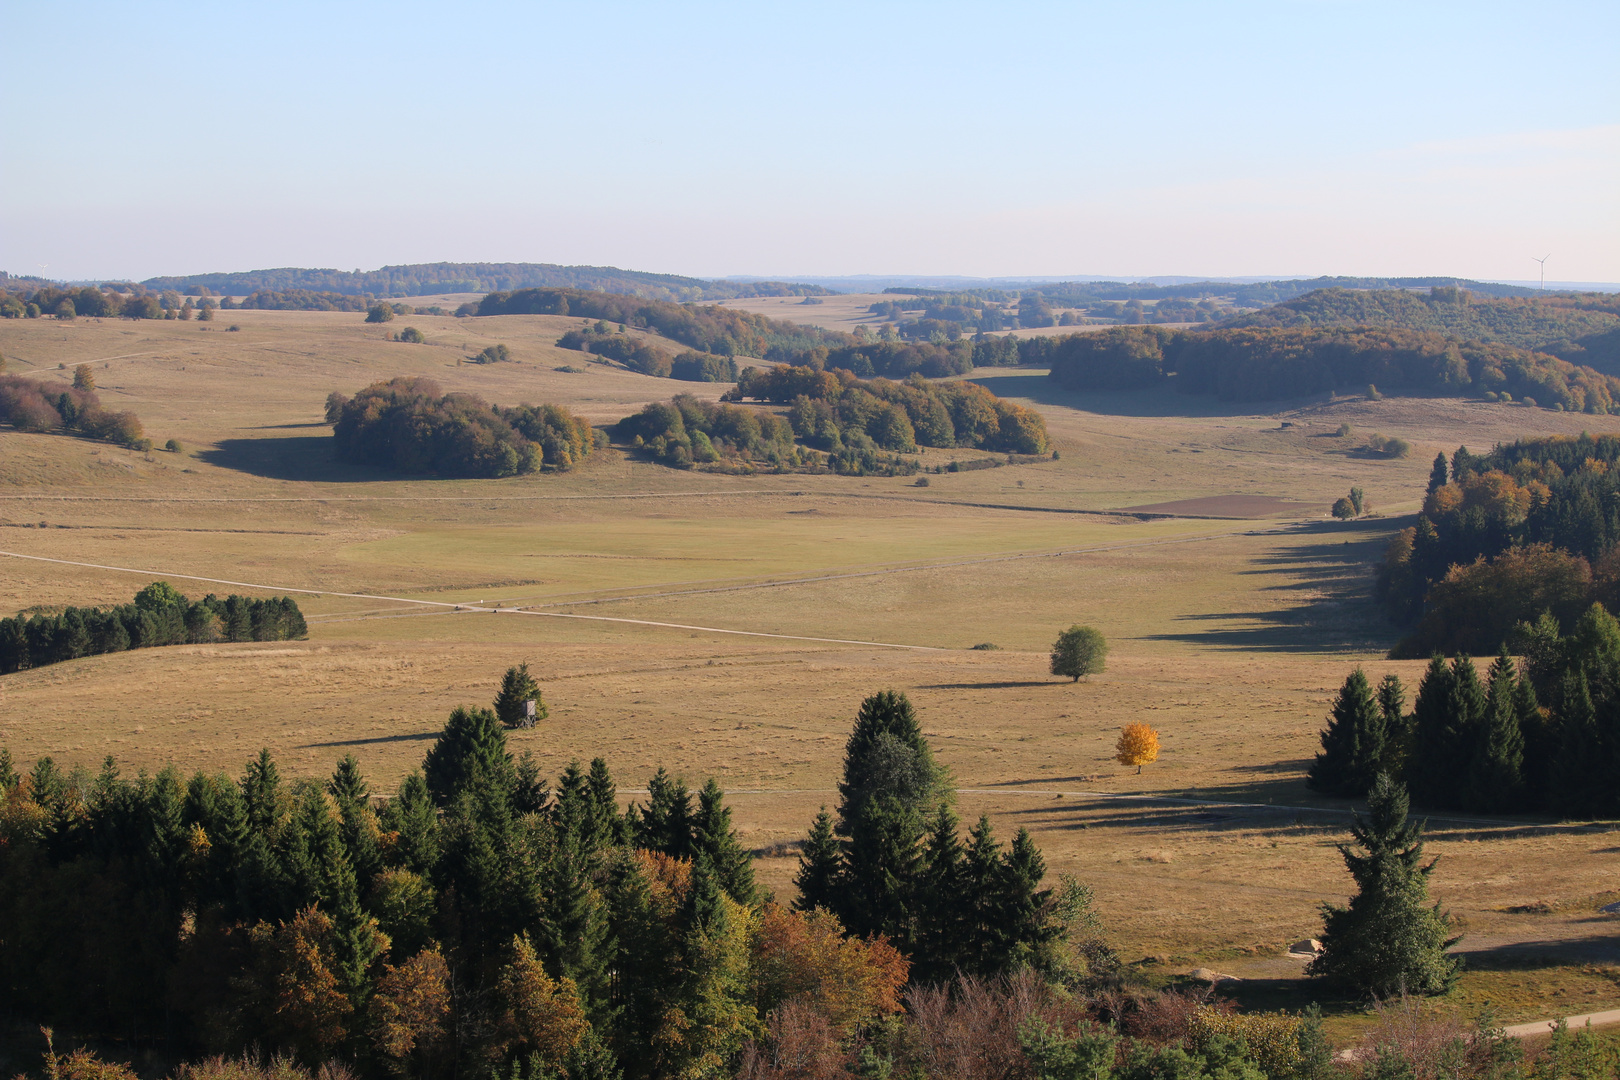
<box><xmin>1115</xmin><ymin>724</ymin><xmax>1161</xmax><ymax>773</ymax></box>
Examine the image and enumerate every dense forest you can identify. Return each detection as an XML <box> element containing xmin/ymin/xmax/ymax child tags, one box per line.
<box><xmin>1311</xmin><ymin>599</ymin><xmax>1620</xmax><ymax>819</ymax></box>
<box><xmin>0</xmin><ymin>690</ymin><xmax>1099</xmax><ymax>1080</ymax></box>
<box><xmin>1379</xmin><ymin>436</ymin><xmax>1620</xmax><ymax>657</ymax></box>
<box><xmin>1221</xmin><ymin>288</ymin><xmax>1620</xmax><ymax>371</ymax></box>
<box><xmin>0</xmin><ymin>582</ymin><xmax>307</xmax><ymax>675</ymax></box>
<box><xmin>140</xmin><ymin>263</ymin><xmax>831</xmax><ymax>303</ymax></box>
<box><xmin>240</xmin><ymin>290</ymin><xmax>373</xmax><ymax>312</ymax></box>
<box><xmin>1044</xmin><ymin>325</ymin><xmax>1620</xmax><ymax>409</ymax></box>
<box><xmin>0</xmin><ymin>283</ymin><xmax>194</xmax><ymax>321</ymax></box>
<box><xmin>476</xmin><ymin>288</ymin><xmax>839</xmax><ymax>360</ymax></box>
<box><xmin>327</xmin><ymin>379</ymin><xmax>596</xmax><ymax>478</ymax></box>
<box><xmin>0</xmin><ymin>369</ymin><xmax>147</xmax><ymax>447</ymax></box>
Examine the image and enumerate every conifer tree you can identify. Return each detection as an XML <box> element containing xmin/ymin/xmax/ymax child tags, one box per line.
<box><xmin>380</xmin><ymin>771</ymin><xmax>440</xmax><ymax>874</ymax></box>
<box><xmin>910</xmin><ymin>804</ymin><xmax>963</xmax><ymax>983</ymax></box>
<box><xmin>659</xmin><ymin>854</ymin><xmax>753</xmax><ymax>1079</ymax></box>
<box><xmin>1000</xmin><ymin>826</ymin><xmax>1056</xmax><ymax>972</ymax></box>
<box><xmin>957</xmin><ymin>813</ymin><xmax>1008</xmax><ymax>977</ymax></box>
<box><xmin>693</xmin><ymin>778</ymin><xmax>755</xmax><ymax>904</ymax></box>
<box><xmin>0</xmin><ymin>746</ymin><xmax>14</xmax><ymax>791</ymax></box>
<box><xmin>1427</xmin><ymin>452</ymin><xmax>1448</xmax><ymax>493</ymax></box>
<box><xmin>494</xmin><ymin>663</ymin><xmax>545</xmax><ymax>728</ymax></box>
<box><xmin>603</xmin><ymin>848</ymin><xmax>671</xmax><ymax>1074</ymax></box>
<box><xmin>1408</xmin><ymin>656</ymin><xmax>1458</xmax><ymax>805</ymax></box>
<box><xmin>1551</xmin><ymin>670</ymin><xmax>1602</xmax><ymax>817</ymax></box>
<box><xmin>1513</xmin><ymin>674</ymin><xmax>1551</xmax><ymax>804</ymax></box>
<box><xmin>422</xmin><ymin>705</ymin><xmax>511</xmax><ymax>807</ymax></box>
<box><xmin>1565</xmin><ymin>603</ymin><xmax>1620</xmax><ymax>709</ymax></box>
<box><xmin>1376</xmin><ymin>673</ymin><xmax>1409</xmax><ymax>775</ymax></box>
<box><xmin>1465</xmin><ymin>650</ymin><xmax>1526</xmax><ymax>812</ymax></box>
<box><xmin>634</xmin><ymin>767</ymin><xmax>694</xmax><ymax>857</ymax></box>
<box><xmin>836</xmin><ymin>690</ymin><xmax>946</xmax><ymax>834</ymax></box>
<box><xmin>839</xmin><ymin>794</ymin><xmax>924</xmax><ymax>948</ymax></box>
<box><xmin>587</xmin><ymin>757</ymin><xmax>627</xmax><ymax>850</ymax></box>
<box><xmin>513</xmin><ymin>750</ymin><xmax>550</xmax><ymax>815</ymax></box>
<box><xmin>241</xmin><ymin>748</ymin><xmax>283</xmax><ymax>834</ymax></box>
<box><xmin>540</xmin><ymin>837</ymin><xmax>613</xmax><ymax>1025</ymax></box>
<box><xmin>791</xmin><ymin>807</ymin><xmax>841</xmax><ymax>915</ymax></box>
<box><xmin>1308</xmin><ymin>669</ymin><xmax>1387</xmax><ymax>796</ymax></box>
<box><xmin>1310</xmin><ymin>773</ymin><xmax>1459</xmax><ymax>997</ymax></box>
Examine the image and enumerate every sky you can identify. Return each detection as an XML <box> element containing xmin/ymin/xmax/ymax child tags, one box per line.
<box><xmin>2</xmin><ymin>0</ymin><xmax>1616</xmax><ymax>284</ymax></box>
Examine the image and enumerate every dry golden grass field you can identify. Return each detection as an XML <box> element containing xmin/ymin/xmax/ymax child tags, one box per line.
<box><xmin>3</xmin><ymin>308</ymin><xmax>1618</xmax><ymax>1034</ymax></box>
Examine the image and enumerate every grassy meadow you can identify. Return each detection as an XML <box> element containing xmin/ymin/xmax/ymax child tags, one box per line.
<box><xmin>2</xmin><ymin>306</ymin><xmax>1619</xmax><ymax>1035</ymax></box>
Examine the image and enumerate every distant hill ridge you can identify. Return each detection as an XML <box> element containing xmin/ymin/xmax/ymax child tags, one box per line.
<box><xmin>138</xmin><ymin>262</ymin><xmax>833</xmax><ymax>303</ymax></box>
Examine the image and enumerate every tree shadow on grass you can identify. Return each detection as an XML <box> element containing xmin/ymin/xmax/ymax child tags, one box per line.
<box><xmin>198</xmin><ymin>435</ymin><xmax>399</xmax><ymax>483</ymax></box>
<box><xmin>914</xmin><ymin>680</ymin><xmax>1065</xmax><ymax>690</ymax></box>
<box><xmin>299</xmin><ymin>731</ymin><xmax>440</xmax><ymax>749</ymax></box>
<box><xmin>1140</xmin><ymin>517</ymin><xmax>1406</xmax><ymax>654</ymax></box>
<box><xmin>962</xmin><ymin>372</ymin><xmax>1333</xmax><ymax>419</ymax></box>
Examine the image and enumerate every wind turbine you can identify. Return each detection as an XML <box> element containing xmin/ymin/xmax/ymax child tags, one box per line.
<box><xmin>1533</xmin><ymin>254</ymin><xmax>1550</xmax><ymax>291</ymax></box>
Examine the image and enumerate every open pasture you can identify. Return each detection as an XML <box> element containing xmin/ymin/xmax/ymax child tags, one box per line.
<box><xmin>2</xmin><ymin>307</ymin><xmax>1618</xmax><ymax>1025</ymax></box>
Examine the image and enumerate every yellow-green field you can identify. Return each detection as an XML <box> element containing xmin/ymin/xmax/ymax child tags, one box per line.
<box><xmin>2</xmin><ymin>308</ymin><xmax>1618</xmax><ymax>1032</ymax></box>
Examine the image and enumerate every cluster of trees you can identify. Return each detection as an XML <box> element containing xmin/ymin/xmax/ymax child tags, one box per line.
<box><xmin>612</xmin><ymin>395</ymin><xmax>803</xmax><ymax>470</ymax></box>
<box><xmin>0</xmin><ymin>283</ymin><xmax>217</xmax><ymax>321</ymax></box>
<box><xmin>0</xmin><ymin>581</ymin><xmax>307</xmax><ymax>675</ymax></box>
<box><xmin>770</xmin><ymin>340</ymin><xmax>978</xmax><ymax>379</ymax></box>
<box><xmin>1045</xmin><ymin>325</ymin><xmax>1620</xmax><ymax>409</ymax></box>
<box><xmin>0</xmin><ymin>368</ymin><xmax>146</xmax><ymax>447</ymax></box>
<box><xmin>556</xmin><ymin>322</ymin><xmax>738</xmax><ymax>382</ymax></box>
<box><xmin>0</xmin><ymin>689</ymin><xmax>1087</xmax><ymax>1080</ymax></box>
<box><xmin>1225</xmin><ymin>287</ymin><xmax>1620</xmax><ymax>372</ymax></box>
<box><xmin>1313</xmin><ymin>602</ymin><xmax>1620</xmax><ymax>819</ymax></box>
<box><xmin>729</xmin><ymin>365</ymin><xmax>1050</xmax><ymax>455</ymax></box>
<box><xmin>243</xmin><ymin>290</ymin><xmax>373</xmax><ymax>312</ymax></box>
<box><xmin>476</xmin><ymin>288</ymin><xmax>836</xmax><ymax>359</ymax></box>
<box><xmin>1380</xmin><ymin>437</ymin><xmax>1620</xmax><ymax>653</ymax></box>
<box><xmin>142</xmin><ymin>263</ymin><xmax>832</xmax><ymax>304</ymax></box>
<box><xmin>327</xmin><ymin>379</ymin><xmax>595</xmax><ymax>478</ymax></box>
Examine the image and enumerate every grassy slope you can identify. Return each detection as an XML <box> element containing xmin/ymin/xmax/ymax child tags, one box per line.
<box><xmin>1</xmin><ymin>309</ymin><xmax>1617</xmax><ymax>1033</ymax></box>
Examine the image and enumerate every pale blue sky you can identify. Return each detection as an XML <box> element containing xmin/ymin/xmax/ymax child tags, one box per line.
<box><xmin>3</xmin><ymin>0</ymin><xmax>1615</xmax><ymax>282</ymax></box>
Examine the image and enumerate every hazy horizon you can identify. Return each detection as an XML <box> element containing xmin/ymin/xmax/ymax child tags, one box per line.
<box><xmin>3</xmin><ymin>0</ymin><xmax>1615</xmax><ymax>283</ymax></box>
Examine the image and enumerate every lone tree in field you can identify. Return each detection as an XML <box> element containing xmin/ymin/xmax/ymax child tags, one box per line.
<box><xmin>1115</xmin><ymin>723</ymin><xmax>1160</xmax><ymax>774</ymax></box>
<box><xmin>365</xmin><ymin>302</ymin><xmax>395</xmax><ymax>324</ymax></box>
<box><xmin>1331</xmin><ymin>497</ymin><xmax>1356</xmax><ymax>520</ymax></box>
<box><xmin>72</xmin><ymin>364</ymin><xmax>95</xmax><ymax>391</ymax></box>
<box><xmin>1309</xmin><ymin>772</ymin><xmax>1460</xmax><ymax>997</ymax></box>
<box><xmin>1050</xmin><ymin>625</ymin><xmax>1108</xmax><ymax>682</ymax></box>
<box><xmin>494</xmin><ymin>663</ymin><xmax>545</xmax><ymax>728</ymax></box>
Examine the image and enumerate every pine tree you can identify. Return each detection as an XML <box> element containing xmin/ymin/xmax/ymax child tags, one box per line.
<box><xmin>658</xmin><ymin>854</ymin><xmax>753</xmax><ymax>1079</ymax></box>
<box><xmin>839</xmin><ymin>794</ymin><xmax>924</xmax><ymax>948</ymax></box>
<box><xmin>1427</xmin><ymin>452</ymin><xmax>1448</xmax><ymax>493</ymax></box>
<box><xmin>494</xmin><ymin>663</ymin><xmax>546</xmax><ymax>728</ymax></box>
<box><xmin>1409</xmin><ymin>657</ymin><xmax>1460</xmax><ymax>806</ymax></box>
<box><xmin>957</xmin><ymin>813</ymin><xmax>1006</xmax><ymax>976</ymax></box>
<box><xmin>1308</xmin><ymin>669</ymin><xmax>1387</xmax><ymax>796</ymax></box>
<box><xmin>587</xmin><ymin>757</ymin><xmax>627</xmax><ymax>850</ymax></box>
<box><xmin>1310</xmin><ymin>773</ymin><xmax>1459</xmax><ymax>997</ymax></box>
<box><xmin>380</xmin><ymin>771</ymin><xmax>440</xmax><ymax>874</ymax></box>
<box><xmin>836</xmin><ymin>690</ymin><xmax>946</xmax><ymax>835</ymax></box>
<box><xmin>999</xmin><ymin>826</ymin><xmax>1055</xmax><ymax>972</ymax></box>
<box><xmin>1551</xmin><ymin>670</ymin><xmax>1602</xmax><ymax>817</ymax></box>
<box><xmin>0</xmin><ymin>746</ymin><xmax>14</xmax><ymax>791</ymax></box>
<box><xmin>791</xmin><ymin>806</ymin><xmax>841</xmax><ymax>914</ymax></box>
<box><xmin>692</xmin><ymin>778</ymin><xmax>755</xmax><ymax>904</ymax></box>
<box><xmin>603</xmin><ymin>849</ymin><xmax>671</xmax><ymax>1075</ymax></box>
<box><xmin>513</xmin><ymin>750</ymin><xmax>550</xmax><ymax>815</ymax></box>
<box><xmin>422</xmin><ymin>705</ymin><xmax>512</xmax><ymax>807</ymax></box>
<box><xmin>1465</xmin><ymin>650</ymin><xmax>1526</xmax><ymax>812</ymax></box>
<box><xmin>634</xmin><ymin>767</ymin><xmax>694</xmax><ymax>858</ymax></box>
<box><xmin>1377</xmin><ymin>673</ymin><xmax>1408</xmax><ymax>776</ymax></box>
<box><xmin>1514</xmin><ymin>674</ymin><xmax>1551</xmax><ymax>806</ymax></box>
<box><xmin>540</xmin><ymin>838</ymin><xmax>613</xmax><ymax>1025</ymax></box>
<box><xmin>910</xmin><ymin>803</ymin><xmax>963</xmax><ymax>983</ymax></box>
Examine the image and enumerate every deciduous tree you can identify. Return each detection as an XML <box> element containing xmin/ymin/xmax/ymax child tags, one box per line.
<box><xmin>1115</xmin><ymin>724</ymin><xmax>1160</xmax><ymax>774</ymax></box>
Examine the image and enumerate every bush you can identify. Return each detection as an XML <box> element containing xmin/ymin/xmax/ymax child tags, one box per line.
<box><xmin>397</xmin><ymin>326</ymin><xmax>425</xmax><ymax>343</ymax></box>
<box><xmin>165</xmin><ymin>438</ymin><xmax>184</xmax><ymax>453</ymax></box>
<box><xmin>471</xmin><ymin>344</ymin><xmax>510</xmax><ymax>364</ymax></box>
<box><xmin>1332</xmin><ymin>497</ymin><xmax>1356</xmax><ymax>519</ymax></box>
<box><xmin>365</xmin><ymin>302</ymin><xmax>395</xmax><ymax>323</ymax></box>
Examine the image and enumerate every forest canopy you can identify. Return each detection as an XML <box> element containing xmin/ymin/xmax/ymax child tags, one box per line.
<box><xmin>327</xmin><ymin>378</ymin><xmax>595</xmax><ymax>478</ymax></box>
<box><xmin>1045</xmin><ymin>325</ymin><xmax>1620</xmax><ymax>410</ymax></box>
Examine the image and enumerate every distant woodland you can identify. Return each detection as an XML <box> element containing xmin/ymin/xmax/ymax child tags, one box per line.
<box><xmin>1045</xmin><ymin>324</ymin><xmax>1620</xmax><ymax>410</ymax></box>
<box><xmin>327</xmin><ymin>379</ymin><xmax>596</xmax><ymax>478</ymax></box>
<box><xmin>140</xmin><ymin>262</ymin><xmax>832</xmax><ymax>303</ymax></box>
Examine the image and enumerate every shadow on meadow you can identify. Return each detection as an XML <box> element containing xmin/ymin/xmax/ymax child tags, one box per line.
<box><xmin>1141</xmin><ymin>518</ymin><xmax>1404</xmax><ymax>654</ymax></box>
<box><xmin>198</xmin><ymin>434</ymin><xmax>397</xmax><ymax>482</ymax></box>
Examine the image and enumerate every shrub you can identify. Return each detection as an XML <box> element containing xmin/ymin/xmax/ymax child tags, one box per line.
<box><xmin>165</xmin><ymin>438</ymin><xmax>184</xmax><ymax>453</ymax></box>
<box><xmin>365</xmin><ymin>302</ymin><xmax>395</xmax><ymax>323</ymax></box>
<box><xmin>471</xmin><ymin>343</ymin><xmax>510</xmax><ymax>364</ymax></box>
<box><xmin>398</xmin><ymin>326</ymin><xmax>425</xmax><ymax>344</ymax></box>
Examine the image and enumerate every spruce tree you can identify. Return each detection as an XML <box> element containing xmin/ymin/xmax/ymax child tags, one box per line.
<box><xmin>512</xmin><ymin>750</ymin><xmax>550</xmax><ymax>815</ymax></box>
<box><xmin>958</xmin><ymin>813</ymin><xmax>1007</xmax><ymax>976</ymax></box>
<box><xmin>380</xmin><ymin>771</ymin><xmax>440</xmax><ymax>874</ymax></box>
<box><xmin>1565</xmin><ymin>603</ymin><xmax>1620</xmax><ymax>707</ymax></box>
<box><xmin>836</xmin><ymin>690</ymin><xmax>946</xmax><ymax>834</ymax></box>
<box><xmin>1409</xmin><ymin>656</ymin><xmax>1462</xmax><ymax>806</ymax></box>
<box><xmin>1427</xmin><ymin>452</ymin><xmax>1448</xmax><ymax>493</ymax></box>
<box><xmin>1551</xmin><ymin>670</ymin><xmax>1601</xmax><ymax>818</ymax></box>
<box><xmin>1514</xmin><ymin>674</ymin><xmax>1551</xmax><ymax>807</ymax></box>
<box><xmin>1465</xmin><ymin>650</ymin><xmax>1526</xmax><ymax>812</ymax></box>
<box><xmin>540</xmin><ymin>837</ymin><xmax>613</xmax><ymax>1025</ymax></box>
<box><xmin>1308</xmin><ymin>669</ymin><xmax>1387</xmax><ymax>796</ymax></box>
<box><xmin>692</xmin><ymin>778</ymin><xmax>755</xmax><ymax>904</ymax></box>
<box><xmin>635</xmin><ymin>767</ymin><xmax>693</xmax><ymax>857</ymax></box>
<box><xmin>0</xmin><ymin>746</ymin><xmax>14</xmax><ymax>791</ymax></box>
<box><xmin>791</xmin><ymin>806</ymin><xmax>841</xmax><ymax>914</ymax></box>
<box><xmin>1376</xmin><ymin>673</ymin><xmax>1408</xmax><ymax>776</ymax></box>
<box><xmin>587</xmin><ymin>757</ymin><xmax>627</xmax><ymax>850</ymax></box>
<box><xmin>1310</xmin><ymin>773</ymin><xmax>1460</xmax><ymax>997</ymax></box>
<box><xmin>910</xmin><ymin>804</ymin><xmax>964</xmax><ymax>983</ymax></box>
<box><xmin>839</xmin><ymin>794</ymin><xmax>924</xmax><ymax>948</ymax></box>
<box><xmin>422</xmin><ymin>705</ymin><xmax>512</xmax><ymax>807</ymax></box>
<box><xmin>1000</xmin><ymin>826</ymin><xmax>1055</xmax><ymax>972</ymax></box>
<box><xmin>493</xmin><ymin>663</ymin><xmax>545</xmax><ymax>728</ymax></box>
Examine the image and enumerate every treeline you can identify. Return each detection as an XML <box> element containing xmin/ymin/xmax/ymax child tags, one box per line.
<box><xmin>0</xmin><ymin>372</ymin><xmax>147</xmax><ymax>447</ymax></box>
<box><xmin>728</xmin><ymin>365</ymin><xmax>1051</xmax><ymax>455</ymax></box>
<box><xmin>1029</xmin><ymin>275</ymin><xmax>1539</xmax><ymax>307</ymax></box>
<box><xmin>0</xmin><ymin>581</ymin><xmax>306</xmax><ymax>674</ymax></box>
<box><xmin>1222</xmin><ymin>287</ymin><xmax>1620</xmax><ymax>371</ymax></box>
<box><xmin>1381</xmin><ymin>437</ymin><xmax>1620</xmax><ymax>655</ymax></box>
<box><xmin>242</xmin><ymin>290</ymin><xmax>372</xmax><ymax>312</ymax></box>
<box><xmin>0</xmin><ymin>283</ymin><xmax>215</xmax><ymax>321</ymax></box>
<box><xmin>1312</xmin><ymin>602</ymin><xmax>1620</xmax><ymax>818</ymax></box>
<box><xmin>0</xmin><ymin>689</ymin><xmax>1088</xmax><ymax>1080</ymax></box>
<box><xmin>556</xmin><ymin>322</ymin><xmax>740</xmax><ymax>382</ymax></box>
<box><xmin>141</xmin><ymin>262</ymin><xmax>834</xmax><ymax>303</ymax></box>
<box><xmin>1045</xmin><ymin>325</ymin><xmax>1620</xmax><ymax>409</ymax></box>
<box><xmin>327</xmin><ymin>379</ymin><xmax>595</xmax><ymax>478</ymax></box>
<box><xmin>478</xmin><ymin>287</ymin><xmax>839</xmax><ymax>359</ymax></box>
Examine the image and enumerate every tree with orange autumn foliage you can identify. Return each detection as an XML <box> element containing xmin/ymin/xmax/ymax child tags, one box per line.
<box><xmin>751</xmin><ymin>903</ymin><xmax>909</xmax><ymax>1036</ymax></box>
<box><xmin>239</xmin><ymin>908</ymin><xmax>354</xmax><ymax>1063</ymax></box>
<box><xmin>494</xmin><ymin>935</ymin><xmax>590</xmax><ymax>1066</ymax></box>
<box><xmin>1116</xmin><ymin>724</ymin><xmax>1160</xmax><ymax>774</ymax></box>
<box><xmin>370</xmin><ymin>946</ymin><xmax>452</xmax><ymax>1079</ymax></box>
